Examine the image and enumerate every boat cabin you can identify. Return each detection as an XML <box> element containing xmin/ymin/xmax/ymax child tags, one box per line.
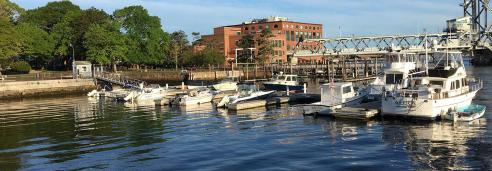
<box><xmin>320</xmin><ymin>82</ymin><xmax>357</xmax><ymax>106</ymax></box>
<box><xmin>271</xmin><ymin>74</ymin><xmax>298</xmax><ymax>85</ymax></box>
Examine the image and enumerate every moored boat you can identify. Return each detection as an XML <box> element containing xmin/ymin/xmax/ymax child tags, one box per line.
<box><xmin>171</xmin><ymin>88</ymin><xmax>215</xmax><ymax>106</ymax></box>
<box><xmin>442</xmin><ymin>104</ymin><xmax>486</xmax><ymax>122</ymax></box>
<box><xmin>381</xmin><ymin>51</ymin><xmax>483</xmax><ymax>119</ymax></box>
<box><xmin>263</xmin><ymin>73</ymin><xmax>305</xmax><ymax>91</ymax></box>
<box><xmin>217</xmin><ymin>84</ymin><xmax>274</xmax><ymax>108</ymax></box>
<box><xmin>300</xmin><ymin>82</ymin><xmax>367</xmax><ymax>115</ymax></box>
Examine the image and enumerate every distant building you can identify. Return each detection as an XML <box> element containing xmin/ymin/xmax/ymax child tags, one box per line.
<box><xmin>72</xmin><ymin>61</ymin><xmax>92</xmax><ymax>79</ymax></box>
<box><xmin>199</xmin><ymin>16</ymin><xmax>324</xmax><ymax>65</ymax></box>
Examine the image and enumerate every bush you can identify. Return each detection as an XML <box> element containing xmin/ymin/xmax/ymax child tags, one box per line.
<box><xmin>10</xmin><ymin>61</ymin><xmax>32</xmax><ymax>74</ymax></box>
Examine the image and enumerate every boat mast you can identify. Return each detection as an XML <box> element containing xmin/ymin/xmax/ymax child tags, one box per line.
<box><xmin>424</xmin><ymin>30</ymin><xmax>429</xmax><ymax>75</ymax></box>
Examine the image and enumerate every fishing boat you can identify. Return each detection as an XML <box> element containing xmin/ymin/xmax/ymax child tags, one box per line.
<box><xmin>263</xmin><ymin>73</ymin><xmax>305</xmax><ymax>91</ymax></box>
<box><xmin>171</xmin><ymin>88</ymin><xmax>215</xmax><ymax>106</ymax></box>
<box><xmin>381</xmin><ymin>51</ymin><xmax>483</xmax><ymax>119</ymax></box>
<box><xmin>300</xmin><ymin>82</ymin><xmax>367</xmax><ymax>115</ymax></box>
<box><xmin>217</xmin><ymin>84</ymin><xmax>274</xmax><ymax>107</ymax></box>
<box><xmin>213</xmin><ymin>76</ymin><xmax>238</xmax><ymax>91</ymax></box>
<box><xmin>442</xmin><ymin>104</ymin><xmax>486</xmax><ymax>122</ymax></box>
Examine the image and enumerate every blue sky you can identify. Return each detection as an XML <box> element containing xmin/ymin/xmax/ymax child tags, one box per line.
<box><xmin>12</xmin><ymin>0</ymin><xmax>462</xmax><ymax>38</ymax></box>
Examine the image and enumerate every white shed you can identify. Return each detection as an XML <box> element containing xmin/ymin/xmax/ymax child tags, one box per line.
<box><xmin>73</xmin><ymin>61</ymin><xmax>92</xmax><ymax>79</ymax></box>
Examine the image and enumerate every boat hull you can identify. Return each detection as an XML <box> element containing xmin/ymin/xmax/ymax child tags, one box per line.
<box><xmin>382</xmin><ymin>90</ymin><xmax>478</xmax><ymax>119</ymax></box>
<box><xmin>263</xmin><ymin>83</ymin><xmax>304</xmax><ymax>91</ymax></box>
<box><xmin>179</xmin><ymin>95</ymin><xmax>214</xmax><ymax>106</ymax></box>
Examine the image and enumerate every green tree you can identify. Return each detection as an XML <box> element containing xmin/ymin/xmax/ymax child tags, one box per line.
<box><xmin>0</xmin><ymin>0</ymin><xmax>24</xmax><ymax>21</ymax></box>
<box><xmin>237</xmin><ymin>34</ymin><xmax>254</xmax><ymax>62</ymax></box>
<box><xmin>84</xmin><ymin>23</ymin><xmax>127</xmax><ymax>72</ymax></box>
<box><xmin>18</xmin><ymin>1</ymin><xmax>81</xmax><ymax>32</ymax></box>
<box><xmin>170</xmin><ymin>30</ymin><xmax>189</xmax><ymax>69</ymax></box>
<box><xmin>202</xmin><ymin>48</ymin><xmax>225</xmax><ymax>66</ymax></box>
<box><xmin>16</xmin><ymin>23</ymin><xmax>55</xmax><ymax>66</ymax></box>
<box><xmin>257</xmin><ymin>28</ymin><xmax>274</xmax><ymax>65</ymax></box>
<box><xmin>71</xmin><ymin>7</ymin><xmax>111</xmax><ymax>60</ymax></box>
<box><xmin>0</xmin><ymin>18</ymin><xmax>21</xmax><ymax>60</ymax></box>
<box><xmin>113</xmin><ymin>6</ymin><xmax>169</xmax><ymax>68</ymax></box>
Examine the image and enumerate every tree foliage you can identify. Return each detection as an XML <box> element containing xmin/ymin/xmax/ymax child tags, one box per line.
<box><xmin>170</xmin><ymin>30</ymin><xmax>189</xmax><ymax>68</ymax></box>
<box><xmin>16</xmin><ymin>22</ymin><xmax>55</xmax><ymax>63</ymax></box>
<box><xmin>182</xmin><ymin>47</ymin><xmax>225</xmax><ymax>67</ymax></box>
<box><xmin>84</xmin><ymin>23</ymin><xmax>127</xmax><ymax>68</ymax></box>
<box><xmin>0</xmin><ymin>0</ymin><xmax>24</xmax><ymax>21</ymax></box>
<box><xmin>18</xmin><ymin>1</ymin><xmax>81</xmax><ymax>32</ymax></box>
<box><xmin>113</xmin><ymin>6</ymin><xmax>169</xmax><ymax>66</ymax></box>
<box><xmin>0</xmin><ymin>18</ymin><xmax>21</xmax><ymax>60</ymax></box>
<box><xmin>257</xmin><ymin>29</ymin><xmax>274</xmax><ymax>64</ymax></box>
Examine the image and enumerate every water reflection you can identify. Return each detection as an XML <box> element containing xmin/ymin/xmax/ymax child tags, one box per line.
<box><xmin>0</xmin><ymin>93</ymin><xmax>490</xmax><ymax>170</ymax></box>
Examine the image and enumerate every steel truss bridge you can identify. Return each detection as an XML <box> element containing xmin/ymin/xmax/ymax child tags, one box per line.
<box><xmin>294</xmin><ymin>0</ymin><xmax>492</xmax><ymax>57</ymax></box>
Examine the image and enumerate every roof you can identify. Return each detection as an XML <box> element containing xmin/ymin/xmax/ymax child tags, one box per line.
<box><xmin>73</xmin><ymin>61</ymin><xmax>91</xmax><ymax>65</ymax></box>
<box><xmin>221</xmin><ymin>20</ymin><xmax>322</xmax><ymax>28</ymax></box>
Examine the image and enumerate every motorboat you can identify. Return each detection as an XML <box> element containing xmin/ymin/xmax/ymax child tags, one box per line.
<box><xmin>171</xmin><ymin>88</ymin><xmax>215</xmax><ymax>106</ymax></box>
<box><xmin>442</xmin><ymin>104</ymin><xmax>486</xmax><ymax>122</ymax></box>
<box><xmin>300</xmin><ymin>81</ymin><xmax>367</xmax><ymax>115</ymax></box>
<box><xmin>212</xmin><ymin>76</ymin><xmax>238</xmax><ymax>91</ymax></box>
<box><xmin>381</xmin><ymin>51</ymin><xmax>483</xmax><ymax>119</ymax></box>
<box><xmin>217</xmin><ymin>84</ymin><xmax>274</xmax><ymax>108</ymax></box>
<box><xmin>263</xmin><ymin>73</ymin><xmax>305</xmax><ymax>91</ymax></box>
<box><xmin>124</xmin><ymin>84</ymin><xmax>167</xmax><ymax>102</ymax></box>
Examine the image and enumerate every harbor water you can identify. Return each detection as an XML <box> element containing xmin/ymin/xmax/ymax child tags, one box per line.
<box><xmin>1</xmin><ymin>67</ymin><xmax>491</xmax><ymax>170</ymax></box>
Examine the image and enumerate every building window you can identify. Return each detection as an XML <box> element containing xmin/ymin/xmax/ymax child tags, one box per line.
<box><xmin>236</xmin><ymin>31</ymin><xmax>241</xmax><ymax>35</ymax></box>
<box><xmin>291</xmin><ymin>31</ymin><xmax>295</xmax><ymax>41</ymax></box>
<box><xmin>252</xmin><ymin>26</ymin><xmax>255</xmax><ymax>30</ymax></box>
<box><xmin>245</xmin><ymin>27</ymin><xmax>249</xmax><ymax>30</ymax></box>
<box><xmin>290</xmin><ymin>25</ymin><xmax>294</xmax><ymax>29</ymax></box>
<box><xmin>296</xmin><ymin>25</ymin><xmax>299</xmax><ymax>29</ymax></box>
<box><xmin>274</xmin><ymin>24</ymin><xmax>279</xmax><ymax>28</ymax></box>
<box><xmin>259</xmin><ymin>25</ymin><xmax>263</xmax><ymax>29</ymax></box>
<box><xmin>286</xmin><ymin>31</ymin><xmax>290</xmax><ymax>40</ymax></box>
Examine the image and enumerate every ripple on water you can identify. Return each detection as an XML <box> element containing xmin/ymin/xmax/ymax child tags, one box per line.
<box><xmin>0</xmin><ymin>87</ymin><xmax>491</xmax><ymax>170</ymax></box>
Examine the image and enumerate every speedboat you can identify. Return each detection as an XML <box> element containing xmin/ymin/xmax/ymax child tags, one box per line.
<box><xmin>213</xmin><ymin>76</ymin><xmax>238</xmax><ymax>91</ymax></box>
<box><xmin>171</xmin><ymin>88</ymin><xmax>215</xmax><ymax>106</ymax></box>
<box><xmin>381</xmin><ymin>51</ymin><xmax>483</xmax><ymax>120</ymax></box>
<box><xmin>124</xmin><ymin>84</ymin><xmax>166</xmax><ymax>102</ymax></box>
<box><xmin>300</xmin><ymin>81</ymin><xmax>367</xmax><ymax>115</ymax></box>
<box><xmin>442</xmin><ymin>104</ymin><xmax>486</xmax><ymax>122</ymax></box>
<box><xmin>263</xmin><ymin>73</ymin><xmax>305</xmax><ymax>91</ymax></box>
<box><xmin>217</xmin><ymin>84</ymin><xmax>274</xmax><ymax>108</ymax></box>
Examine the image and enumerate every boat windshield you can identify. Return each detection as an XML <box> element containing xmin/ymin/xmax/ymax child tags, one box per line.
<box><xmin>429</xmin><ymin>81</ymin><xmax>444</xmax><ymax>86</ymax></box>
<box><xmin>277</xmin><ymin>76</ymin><xmax>286</xmax><ymax>80</ymax></box>
<box><xmin>386</xmin><ymin>74</ymin><xmax>403</xmax><ymax>84</ymax></box>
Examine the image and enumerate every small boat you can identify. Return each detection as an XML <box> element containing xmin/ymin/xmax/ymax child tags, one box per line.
<box><xmin>125</xmin><ymin>84</ymin><xmax>167</xmax><ymax>102</ymax></box>
<box><xmin>171</xmin><ymin>88</ymin><xmax>215</xmax><ymax>106</ymax></box>
<box><xmin>213</xmin><ymin>76</ymin><xmax>238</xmax><ymax>91</ymax></box>
<box><xmin>217</xmin><ymin>84</ymin><xmax>274</xmax><ymax>108</ymax></box>
<box><xmin>443</xmin><ymin>104</ymin><xmax>486</xmax><ymax>122</ymax></box>
<box><xmin>299</xmin><ymin>82</ymin><xmax>367</xmax><ymax>115</ymax></box>
<box><xmin>263</xmin><ymin>73</ymin><xmax>305</xmax><ymax>91</ymax></box>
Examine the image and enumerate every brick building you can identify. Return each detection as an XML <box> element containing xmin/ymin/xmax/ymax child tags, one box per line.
<box><xmin>199</xmin><ymin>16</ymin><xmax>323</xmax><ymax>65</ymax></box>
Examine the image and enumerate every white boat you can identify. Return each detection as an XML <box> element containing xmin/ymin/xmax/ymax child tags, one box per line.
<box><xmin>381</xmin><ymin>51</ymin><xmax>483</xmax><ymax>119</ymax></box>
<box><xmin>217</xmin><ymin>84</ymin><xmax>274</xmax><ymax>107</ymax></box>
<box><xmin>263</xmin><ymin>73</ymin><xmax>305</xmax><ymax>91</ymax></box>
<box><xmin>171</xmin><ymin>88</ymin><xmax>215</xmax><ymax>106</ymax></box>
<box><xmin>300</xmin><ymin>82</ymin><xmax>367</xmax><ymax>115</ymax></box>
<box><xmin>442</xmin><ymin>104</ymin><xmax>486</xmax><ymax>122</ymax></box>
<box><xmin>125</xmin><ymin>84</ymin><xmax>167</xmax><ymax>102</ymax></box>
<box><xmin>368</xmin><ymin>53</ymin><xmax>425</xmax><ymax>99</ymax></box>
<box><xmin>213</xmin><ymin>76</ymin><xmax>238</xmax><ymax>91</ymax></box>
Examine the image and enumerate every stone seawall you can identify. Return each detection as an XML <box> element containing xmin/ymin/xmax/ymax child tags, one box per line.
<box><xmin>0</xmin><ymin>79</ymin><xmax>95</xmax><ymax>99</ymax></box>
